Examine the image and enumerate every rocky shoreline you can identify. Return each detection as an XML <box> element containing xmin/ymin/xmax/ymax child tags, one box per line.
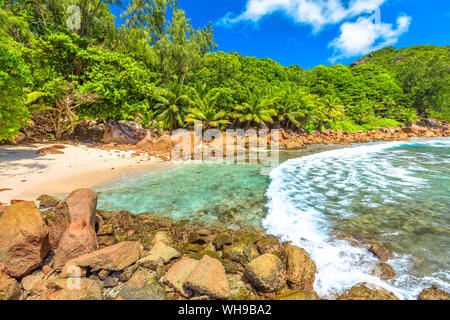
<box><xmin>1</xmin><ymin>189</ymin><xmax>449</xmax><ymax>301</ymax></box>
<box><xmin>7</xmin><ymin>120</ymin><xmax>450</xmax><ymax>160</ymax></box>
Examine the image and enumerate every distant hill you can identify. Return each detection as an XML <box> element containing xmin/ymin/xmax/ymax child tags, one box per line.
<box><xmin>350</xmin><ymin>45</ymin><xmax>450</xmax><ymax>72</ymax></box>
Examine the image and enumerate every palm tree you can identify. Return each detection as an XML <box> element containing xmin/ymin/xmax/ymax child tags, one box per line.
<box><xmin>232</xmin><ymin>88</ymin><xmax>277</xmax><ymax>130</ymax></box>
<box><xmin>306</xmin><ymin>95</ymin><xmax>328</xmax><ymax>131</ymax></box>
<box><xmin>274</xmin><ymin>88</ymin><xmax>308</xmax><ymax>130</ymax></box>
<box><xmin>321</xmin><ymin>95</ymin><xmax>345</xmax><ymax>128</ymax></box>
<box><xmin>154</xmin><ymin>83</ymin><xmax>189</xmax><ymax>130</ymax></box>
<box><xmin>185</xmin><ymin>90</ymin><xmax>231</xmax><ymax>129</ymax></box>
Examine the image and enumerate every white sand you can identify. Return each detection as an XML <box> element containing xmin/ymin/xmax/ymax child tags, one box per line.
<box><xmin>0</xmin><ymin>143</ymin><xmax>162</xmax><ymax>204</ymax></box>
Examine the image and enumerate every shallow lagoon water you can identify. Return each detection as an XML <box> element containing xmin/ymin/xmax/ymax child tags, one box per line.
<box><xmin>96</xmin><ymin>138</ymin><xmax>449</xmax><ymax>299</ymax></box>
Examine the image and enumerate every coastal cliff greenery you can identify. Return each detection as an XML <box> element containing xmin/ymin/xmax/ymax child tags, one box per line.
<box><xmin>0</xmin><ymin>1</ymin><xmax>449</xmax><ymax>141</ymax></box>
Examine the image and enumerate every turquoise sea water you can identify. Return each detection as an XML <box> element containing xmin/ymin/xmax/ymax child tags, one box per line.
<box><xmin>96</xmin><ymin>138</ymin><xmax>450</xmax><ymax>299</ymax></box>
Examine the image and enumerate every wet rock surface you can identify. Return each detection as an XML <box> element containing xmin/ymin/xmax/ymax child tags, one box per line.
<box><xmin>4</xmin><ymin>188</ymin><xmax>449</xmax><ymax>301</ymax></box>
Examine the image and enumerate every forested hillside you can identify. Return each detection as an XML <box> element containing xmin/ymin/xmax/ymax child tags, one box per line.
<box><xmin>1</xmin><ymin>0</ymin><xmax>449</xmax><ymax>142</ymax></box>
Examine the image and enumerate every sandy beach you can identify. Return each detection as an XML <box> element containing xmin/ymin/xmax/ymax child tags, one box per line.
<box><xmin>0</xmin><ymin>143</ymin><xmax>162</xmax><ymax>204</ymax></box>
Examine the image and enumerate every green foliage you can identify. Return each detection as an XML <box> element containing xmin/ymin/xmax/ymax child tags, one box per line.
<box><xmin>1</xmin><ymin>0</ymin><xmax>448</xmax><ymax>138</ymax></box>
<box><xmin>0</xmin><ymin>39</ymin><xmax>31</xmax><ymax>141</ymax></box>
<box><xmin>79</xmin><ymin>49</ymin><xmax>156</xmax><ymax>120</ymax></box>
<box><xmin>397</xmin><ymin>56</ymin><xmax>449</xmax><ymax>118</ymax></box>
<box><xmin>154</xmin><ymin>83</ymin><xmax>189</xmax><ymax>130</ymax></box>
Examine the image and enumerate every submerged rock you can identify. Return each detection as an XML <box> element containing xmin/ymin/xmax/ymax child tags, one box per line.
<box><xmin>338</xmin><ymin>283</ymin><xmax>399</xmax><ymax>300</ymax></box>
<box><xmin>368</xmin><ymin>243</ymin><xmax>393</xmax><ymax>261</ymax></box>
<box><xmin>184</xmin><ymin>255</ymin><xmax>231</xmax><ymax>299</ymax></box>
<box><xmin>418</xmin><ymin>286</ymin><xmax>450</xmax><ymax>300</ymax></box>
<box><xmin>245</xmin><ymin>254</ymin><xmax>286</xmax><ymax>293</ymax></box>
<box><xmin>370</xmin><ymin>262</ymin><xmax>396</xmax><ymax>280</ymax></box>
<box><xmin>0</xmin><ymin>201</ymin><xmax>50</xmax><ymax>278</ymax></box>
<box><xmin>285</xmin><ymin>245</ymin><xmax>316</xmax><ymax>290</ymax></box>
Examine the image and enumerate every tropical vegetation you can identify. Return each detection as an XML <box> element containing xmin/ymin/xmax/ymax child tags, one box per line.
<box><xmin>0</xmin><ymin>0</ymin><xmax>449</xmax><ymax>142</ymax></box>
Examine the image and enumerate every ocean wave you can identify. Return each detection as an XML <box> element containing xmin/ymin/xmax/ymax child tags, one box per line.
<box><xmin>263</xmin><ymin>138</ymin><xmax>450</xmax><ymax>299</ymax></box>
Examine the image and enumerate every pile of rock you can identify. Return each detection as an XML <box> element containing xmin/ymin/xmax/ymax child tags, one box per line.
<box><xmin>0</xmin><ymin>189</ymin><xmax>449</xmax><ymax>301</ymax></box>
<box><xmin>278</xmin><ymin>121</ymin><xmax>450</xmax><ymax>150</ymax></box>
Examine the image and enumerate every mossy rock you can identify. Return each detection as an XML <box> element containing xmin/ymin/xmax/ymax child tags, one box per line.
<box><xmin>337</xmin><ymin>283</ymin><xmax>399</xmax><ymax>300</ymax></box>
<box><xmin>275</xmin><ymin>290</ymin><xmax>320</xmax><ymax>300</ymax></box>
<box><xmin>256</xmin><ymin>236</ymin><xmax>283</xmax><ymax>255</ymax></box>
<box><xmin>113</xmin><ymin>230</ymin><xmax>141</xmax><ymax>242</ymax></box>
<box><xmin>221</xmin><ymin>259</ymin><xmax>243</xmax><ymax>274</ymax></box>
<box><xmin>96</xmin><ymin>209</ymin><xmax>120</xmax><ymax>220</ymax></box>
<box><xmin>37</xmin><ymin>195</ymin><xmax>59</xmax><ymax>208</ymax></box>
<box><xmin>230</xmin><ymin>287</ymin><xmax>261</xmax><ymax>300</ymax></box>
<box><xmin>138</xmin><ymin>213</ymin><xmax>174</xmax><ymax>230</ymax></box>
<box><xmin>223</xmin><ymin>241</ymin><xmax>259</xmax><ymax>264</ymax></box>
<box><xmin>40</xmin><ymin>210</ymin><xmax>54</xmax><ymax>223</ymax></box>
<box><xmin>188</xmin><ymin>250</ymin><xmax>221</xmax><ymax>260</ymax></box>
<box><xmin>97</xmin><ymin>223</ymin><xmax>113</xmax><ymax>236</ymax></box>
<box><xmin>213</xmin><ymin>232</ymin><xmax>233</xmax><ymax>250</ymax></box>
<box><xmin>97</xmin><ymin>235</ymin><xmax>118</xmax><ymax>248</ymax></box>
<box><xmin>183</xmin><ymin>243</ymin><xmax>203</xmax><ymax>253</ymax></box>
<box><xmin>174</xmin><ymin>219</ymin><xmax>191</xmax><ymax>229</ymax></box>
<box><xmin>236</xmin><ymin>232</ymin><xmax>264</xmax><ymax>245</ymax></box>
<box><xmin>188</xmin><ymin>232</ymin><xmax>206</xmax><ymax>244</ymax></box>
<box><xmin>419</xmin><ymin>286</ymin><xmax>450</xmax><ymax>300</ymax></box>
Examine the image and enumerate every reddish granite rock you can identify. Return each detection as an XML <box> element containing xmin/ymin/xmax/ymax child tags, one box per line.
<box><xmin>103</xmin><ymin>120</ymin><xmax>142</xmax><ymax>145</ymax></box>
<box><xmin>0</xmin><ymin>272</ymin><xmax>21</xmax><ymax>300</ymax></box>
<box><xmin>338</xmin><ymin>283</ymin><xmax>399</xmax><ymax>300</ymax></box>
<box><xmin>0</xmin><ymin>201</ymin><xmax>50</xmax><ymax>278</ymax></box>
<box><xmin>136</xmin><ymin>137</ymin><xmax>173</xmax><ymax>154</ymax></box>
<box><xmin>163</xmin><ymin>257</ymin><xmax>199</xmax><ymax>297</ymax></box>
<box><xmin>47</xmin><ymin>189</ymin><xmax>98</xmax><ymax>250</ymax></box>
<box><xmin>256</xmin><ymin>236</ymin><xmax>283</xmax><ymax>255</ymax></box>
<box><xmin>36</xmin><ymin>147</ymin><xmax>64</xmax><ymax>155</ymax></box>
<box><xmin>21</xmin><ymin>273</ymin><xmax>49</xmax><ymax>292</ymax></box>
<box><xmin>184</xmin><ymin>255</ymin><xmax>231</xmax><ymax>299</ymax></box>
<box><xmin>62</xmin><ymin>241</ymin><xmax>141</xmax><ymax>274</ymax></box>
<box><xmin>245</xmin><ymin>254</ymin><xmax>286</xmax><ymax>293</ymax></box>
<box><xmin>285</xmin><ymin>245</ymin><xmax>316</xmax><ymax>290</ymax></box>
<box><xmin>284</xmin><ymin>141</ymin><xmax>306</xmax><ymax>150</ymax></box>
<box><xmin>0</xmin><ymin>203</ymin><xmax>7</xmax><ymax>213</ymax></box>
<box><xmin>418</xmin><ymin>286</ymin><xmax>450</xmax><ymax>300</ymax></box>
<box><xmin>54</xmin><ymin>221</ymin><xmax>98</xmax><ymax>271</ymax></box>
<box><xmin>137</xmin><ymin>241</ymin><xmax>180</xmax><ymax>270</ymax></box>
<box><xmin>44</xmin><ymin>278</ymin><xmax>103</xmax><ymax>300</ymax></box>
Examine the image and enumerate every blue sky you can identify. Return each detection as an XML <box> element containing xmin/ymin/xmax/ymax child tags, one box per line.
<box><xmin>110</xmin><ymin>0</ymin><xmax>450</xmax><ymax>69</ymax></box>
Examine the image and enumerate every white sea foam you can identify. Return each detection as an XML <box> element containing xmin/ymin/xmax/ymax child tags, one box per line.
<box><xmin>263</xmin><ymin>138</ymin><xmax>450</xmax><ymax>299</ymax></box>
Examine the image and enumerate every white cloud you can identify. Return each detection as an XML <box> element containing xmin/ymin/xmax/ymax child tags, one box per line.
<box><xmin>328</xmin><ymin>14</ymin><xmax>411</xmax><ymax>62</ymax></box>
<box><xmin>217</xmin><ymin>0</ymin><xmax>412</xmax><ymax>62</ymax></box>
<box><xmin>218</xmin><ymin>0</ymin><xmax>387</xmax><ymax>32</ymax></box>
